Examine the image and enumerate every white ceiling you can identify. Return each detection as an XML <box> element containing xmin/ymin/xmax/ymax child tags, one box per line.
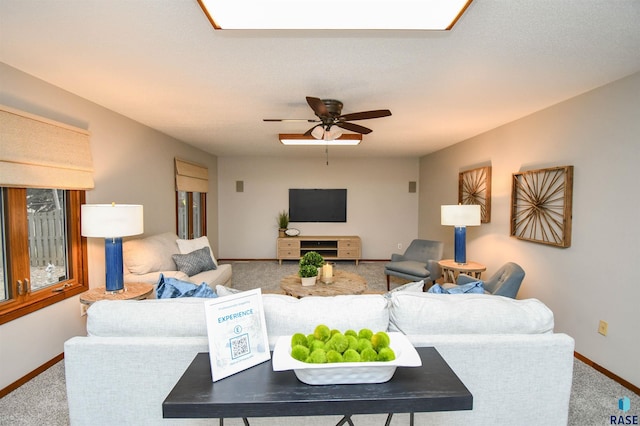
<box><xmin>2</xmin><ymin>0</ymin><xmax>640</xmax><ymax>158</ymax></box>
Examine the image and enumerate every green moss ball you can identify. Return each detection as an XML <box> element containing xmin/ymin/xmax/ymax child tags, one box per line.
<box><xmin>357</xmin><ymin>338</ymin><xmax>373</xmax><ymax>353</ymax></box>
<box><xmin>310</xmin><ymin>339</ymin><xmax>326</xmax><ymax>352</ymax></box>
<box><xmin>291</xmin><ymin>345</ymin><xmax>310</xmax><ymax>362</ymax></box>
<box><xmin>342</xmin><ymin>349</ymin><xmax>361</xmax><ymax>362</ymax></box>
<box><xmin>326</xmin><ymin>350</ymin><xmax>344</xmax><ymax>363</ymax></box>
<box><xmin>329</xmin><ymin>333</ymin><xmax>349</xmax><ymax>353</ymax></box>
<box><xmin>344</xmin><ymin>329</ymin><xmax>357</xmax><ymax>337</ymax></box>
<box><xmin>314</xmin><ymin>324</ymin><xmax>332</xmax><ymax>342</ymax></box>
<box><xmin>377</xmin><ymin>347</ymin><xmax>396</xmax><ymax>362</ymax></box>
<box><xmin>358</xmin><ymin>328</ymin><xmax>373</xmax><ymax>340</ymax></box>
<box><xmin>308</xmin><ymin>348</ymin><xmax>328</xmax><ymax>364</ymax></box>
<box><xmin>371</xmin><ymin>331</ymin><xmax>391</xmax><ymax>351</ymax></box>
<box><xmin>346</xmin><ymin>335</ymin><xmax>359</xmax><ymax>351</ymax></box>
<box><xmin>360</xmin><ymin>347</ymin><xmax>379</xmax><ymax>362</ymax></box>
<box><xmin>291</xmin><ymin>333</ymin><xmax>308</xmax><ymax>348</ymax></box>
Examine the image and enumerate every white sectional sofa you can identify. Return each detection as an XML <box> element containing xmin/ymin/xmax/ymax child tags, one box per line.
<box><xmin>122</xmin><ymin>232</ymin><xmax>232</xmax><ymax>289</ymax></box>
<box><xmin>64</xmin><ymin>292</ymin><xmax>575</xmax><ymax>426</ymax></box>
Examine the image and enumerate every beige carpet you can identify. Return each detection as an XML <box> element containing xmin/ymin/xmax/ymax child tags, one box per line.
<box><xmin>226</xmin><ymin>260</ymin><xmax>409</xmax><ymax>294</ymax></box>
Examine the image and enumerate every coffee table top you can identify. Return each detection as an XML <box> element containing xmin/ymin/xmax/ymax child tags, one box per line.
<box><xmin>280</xmin><ymin>270</ymin><xmax>367</xmax><ymax>297</ymax></box>
<box><xmin>163</xmin><ymin>347</ymin><xmax>472</xmax><ymax>419</ymax></box>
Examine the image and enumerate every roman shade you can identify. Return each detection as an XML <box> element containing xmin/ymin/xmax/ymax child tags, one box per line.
<box><xmin>175</xmin><ymin>158</ymin><xmax>208</xmax><ymax>193</ymax></box>
<box><xmin>0</xmin><ymin>105</ymin><xmax>94</xmax><ymax>189</ymax></box>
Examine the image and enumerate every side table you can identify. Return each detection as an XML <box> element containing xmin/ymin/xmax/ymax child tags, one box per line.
<box><xmin>438</xmin><ymin>259</ymin><xmax>486</xmax><ymax>283</ymax></box>
<box><xmin>79</xmin><ymin>282</ymin><xmax>154</xmax><ymax>306</ymax></box>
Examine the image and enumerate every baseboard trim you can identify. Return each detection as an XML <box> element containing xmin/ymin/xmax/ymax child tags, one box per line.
<box><xmin>575</xmin><ymin>351</ymin><xmax>639</xmax><ymax>396</ymax></box>
<box><xmin>0</xmin><ymin>352</ymin><xmax>64</xmax><ymax>398</ymax></box>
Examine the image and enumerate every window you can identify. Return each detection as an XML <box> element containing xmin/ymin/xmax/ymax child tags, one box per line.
<box><xmin>176</xmin><ymin>191</ymin><xmax>207</xmax><ymax>240</ymax></box>
<box><xmin>0</xmin><ymin>187</ymin><xmax>88</xmax><ymax>325</ymax></box>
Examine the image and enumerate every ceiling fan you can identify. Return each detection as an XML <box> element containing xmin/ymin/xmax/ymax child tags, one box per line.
<box><xmin>264</xmin><ymin>96</ymin><xmax>391</xmax><ymax>139</ymax></box>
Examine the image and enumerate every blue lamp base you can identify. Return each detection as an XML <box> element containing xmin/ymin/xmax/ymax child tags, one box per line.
<box><xmin>453</xmin><ymin>226</ymin><xmax>467</xmax><ymax>264</ymax></box>
<box><xmin>105</xmin><ymin>237</ymin><xmax>125</xmax><ymax>293</ymax></box>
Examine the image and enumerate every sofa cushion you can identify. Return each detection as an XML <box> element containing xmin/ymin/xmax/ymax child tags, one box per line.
<box><xmin>123</xmin><ymin>232</ymin><xmax>179</xmax><ymax>274</ymax></box>
<box><xmin>389</xmin><ymin>292</ymin><xmax>554</xmax><ymax>335</ymax></box>
<box><xmin>177</xmin><ymin>236</ymin><xmax>218</xmax><ymax>267</ymax></box>
<box><xmin>87</xmin><ymin>298</ymin><xmax>209</xmax><ymax>337</ymax></box>
<box><xmin>384</xmin><ymin>280</ymin><xmax>424</xmax><ymax>299</ymax></box>
<box><xmin>191</xmin><ymin>263</ymin><xmax>233</xmax><ymax>287</ymax></box>
<box><xmin>262</xmin><ymin>294</ymin><xmax>389</xmax><ymax>348</ymax></box>
<box><xmin>172</xmin><ymin>246</ymin><xmax>217</xmax><ymax>276</ymax></box>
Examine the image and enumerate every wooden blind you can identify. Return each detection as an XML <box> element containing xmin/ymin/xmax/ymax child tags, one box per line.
<box><xmin>175</xmin><ymin>158</ymin><xmax>208</xmax><ymax>193</ymax></box>
<box><xmin>0</xmin><ymin>105</ymin><xmax>94</xmax><ymax>189</ymax></box>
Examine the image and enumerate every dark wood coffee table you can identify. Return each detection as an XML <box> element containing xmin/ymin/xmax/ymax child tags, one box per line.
<box><xmin>163</xmin><ymin>347</ymin><xmax>472</xmax><ymax>426</ymax></box>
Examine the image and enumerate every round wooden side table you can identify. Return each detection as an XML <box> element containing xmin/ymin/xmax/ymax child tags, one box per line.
<box><xmin>280</xmin><ymin>270</ymin><xmax>367</xmax><ymax>298</ymax></box>
<box><xmin>438</xmin><ymin>259</ymin><xmax>486</xmax><ymax>283</ymax></box>
<box><xmin>80</xmin><ymin>282</ymin><xmax>154</xmax><ymax>306</ymax></box>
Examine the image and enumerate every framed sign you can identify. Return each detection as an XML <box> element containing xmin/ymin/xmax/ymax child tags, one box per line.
<box><xmin>459</xmin><ymin>166</ymin><xmax>491</xmax><ymax>223</ymax></box>
<box><xmin>204</xmin><ymin>288</ymin><xmax>270</xmax><ymax>381</ymax></box>
<box><xmin>510</xmin><ymin>165</ymin><xmax>573</xmax><ymax>248</ymax></box>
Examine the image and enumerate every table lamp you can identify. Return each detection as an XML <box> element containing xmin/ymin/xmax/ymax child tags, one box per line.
<box><xmin>81</xmin><ymin>203</ymin><xmax>144</xmax><ymax>293</ymax></box>
<box><xmin>441</xmin><ymin>204</ymin><xmax>481</xmax><ymax>264</ymax></box>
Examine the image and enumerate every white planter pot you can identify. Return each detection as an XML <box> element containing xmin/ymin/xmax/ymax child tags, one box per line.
<box><xmin>301</xmin><ymin>276</ymin><xmax>317</xmax><ymax>287</ymax></box>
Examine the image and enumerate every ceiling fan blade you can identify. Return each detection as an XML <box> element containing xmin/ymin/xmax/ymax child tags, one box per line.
<box><xmin>306</xmin><ymin>96</ymin><xmax>329</xmax><ymax>117</ymax></box>
<box><xmin>339</xmin><ymin>109</ymin><xmax>392</xmax><ymax>121</ymax></box>
<box><xmin>263</xmin><ymin>118</ymin><xmax>318</xmax><ymax>122</ymax></box>
<box><xmin>336</xmin><ymin>122</ymin><xmax>373</xmax><ymax>134</ymax></box>
<box><xmin>303</xmin><ymin>124</ymin><xmax>321</xmax><ymax>136</ymax></box>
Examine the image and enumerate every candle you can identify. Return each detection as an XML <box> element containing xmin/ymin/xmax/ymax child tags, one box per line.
<box><xmin>323</xmin><ymin>263</ymin><xmax>333</xmax><ymax>280</ymax></box>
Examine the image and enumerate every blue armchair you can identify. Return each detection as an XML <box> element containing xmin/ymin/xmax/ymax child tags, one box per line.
<box><xmin>384</xmin><ymin>239</ymin><xmax>444</xmax><ymax>291</ymax></box>
<box><xmin>448</xmin><ymin>262</ymin><xmax>525</xmax><ymax>298</ymax></box>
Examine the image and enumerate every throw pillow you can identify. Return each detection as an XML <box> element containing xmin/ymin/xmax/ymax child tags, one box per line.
<box><xmin>176</xmin><ymin>236</ymin><xmax>218</xmax><ymax>267</ymax></box>
<box><xmin>156</xmin><ymin>274</ymin><xmax>217</xmax><ymax>299</ymax></box>
<box><xmin>384</xmin><ymin>280</ymin><xmax>424</xmax><ymax>299</ymax></box>
<box><xmin>427</xmin><ymin>280</ymin><xmax>484</xmax><ymax>294</ymax></box>
<box><xmin>171</xmin><ymin>246</ymin><xmax>217</xmax><ymax>276</ymax></box>
<box><xmin>216</xmin><ymin>284</ymin><xmax>241</xmax><ymax>297</ymax></box>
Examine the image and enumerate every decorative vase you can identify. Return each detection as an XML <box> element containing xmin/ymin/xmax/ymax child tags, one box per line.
<box><xmin>278</xmin><ymin>228</ymin><xmax>286</xmax><ymax>238</ymax></box>
<box><xmin>301</xmin><ymin>276</ymin><xmax>317</xmax><ymax>287</ymax></box>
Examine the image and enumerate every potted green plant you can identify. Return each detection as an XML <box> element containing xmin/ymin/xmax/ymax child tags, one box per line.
<box><xmin>277</xmin><ymin>210</ymin><xmax>289</xmax><ymax>237</ymax></box>
<box><xmin>300</xmin><ymin>251</ymin><xmax>325</xmax><ymax>279</ymax></box>
<box><xmin>299</xmin><ymin>264</ymin><xmax>319</xmax><ymax>286</ymax></box>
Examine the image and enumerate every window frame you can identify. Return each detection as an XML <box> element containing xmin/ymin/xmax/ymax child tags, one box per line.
<box><xmin>0</xmin><ymin>188</ymin><xmax>88</xmax><ymax>325</ymax></box>
<box><xmin>176</xmin><ymin>191</ymin><xmax>207</xmax><ymax>240</ymax></box>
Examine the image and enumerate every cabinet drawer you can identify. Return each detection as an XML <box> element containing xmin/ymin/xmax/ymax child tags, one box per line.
<box><xmin>278</xmin><ymin>249</ymin><xmax>299</xmax><ymax>259</ymax></box>
<box><xmin>338</xmin><ymin>240</ymin><xmax>359</xmax><ymax>249</ymax></box>
<box><xmin>338</xmin><ymin>249</ymin><xmax>360</xmax><ymax>258</ymax></box>
<box><xmin>278</xmin><ymin>239</ymin><xmax>300</xmax><ymax>250</ymax></box>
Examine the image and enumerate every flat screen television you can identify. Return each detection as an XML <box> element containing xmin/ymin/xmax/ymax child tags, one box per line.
<box><xmin>289</xmin><ymin>189</ymin><xmax>347</xmax><ymax>222</ymax></box>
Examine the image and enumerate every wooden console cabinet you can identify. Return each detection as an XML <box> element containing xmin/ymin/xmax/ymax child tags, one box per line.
<box><xmin>277</xmin><ymin>235</ymin><xmax>361</xmax><ymax>265</ymax></box>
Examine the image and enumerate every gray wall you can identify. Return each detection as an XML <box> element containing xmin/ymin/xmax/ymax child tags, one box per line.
<box><xmin>217</xmin><ymin>156</ymin><xmax>420</xmax><ymax>259</ymax></box>
<box><xmin>0</xmin><ymin>63</ymin><xmax>219</xmax><ymax>390</ymax></box>
<box><xmin>419</xmin><ymin>71</ymin><xmax>640</xmax><ymax>388</ymax></box>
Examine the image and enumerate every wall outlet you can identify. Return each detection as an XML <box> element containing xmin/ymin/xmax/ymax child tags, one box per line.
<box><xmin>397</xmin><ymin>243</ymin><xmax>402</xmax><ymax>250</ymax></box>
<box><xmin>598</xmin><ymin>320</ymin><xmax>608</xmax><ymax>336</ymax></box>
<box><xmin>80</xmin><ymin>303</ymin><xmax>88</xmax><ymax>317</ymax></box>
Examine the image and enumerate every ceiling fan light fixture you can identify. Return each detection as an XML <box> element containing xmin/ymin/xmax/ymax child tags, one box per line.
<box><xmin>326</xmin><ymin>126</ymin><xmax>343</xmax><ymax>141</ymax></box>
<box><xmin>198</xmin><ymin>0</ymin><xmax>473</xmax><ymax>30</ymax></box>
<box><xmin>310</xmin><ymin>126</ymin><xmax>325</xmax><ymax>140</ymax></box>
<box><xmin>280</xmin><ymin>134</ymin><xmax>361</xmax><ymax>146</ymax></box>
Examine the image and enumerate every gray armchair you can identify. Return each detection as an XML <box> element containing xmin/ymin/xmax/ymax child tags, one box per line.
<box><xmin>384</xmin><ymin>239</ymin><xmax>444</xmax><ymax>291</ymax></box>
<box><xmin>448</xmin><ymin>262</ymin><xmax>525</xmax><ymax>298</ymax></box>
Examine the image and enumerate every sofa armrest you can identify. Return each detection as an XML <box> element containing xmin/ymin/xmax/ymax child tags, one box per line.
<box><xmin>456</xmin><ymin>273</ymin><xmax>478</xmax><ymax>285</ymax></box>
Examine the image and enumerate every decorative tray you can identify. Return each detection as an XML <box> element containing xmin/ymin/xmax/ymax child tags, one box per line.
<box><xmin>271</xmin><ymin>332</ymin><xmax>421</xmax><ymax>385</ymax></box>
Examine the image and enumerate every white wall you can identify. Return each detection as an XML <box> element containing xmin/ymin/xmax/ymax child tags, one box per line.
<box><xmin>419</xmin><ymin>71</ymin><xmax>640</xmax><ymax>388</ymax></box>
<box><xmin>218</xmin><ymin>156</ymin><xmax>419</xmax><ymax>259</ymax></box>
<box><xmin>0</xmin><ymin>63</ymin><xmax>218</xmax><ymax>390</ymax></box>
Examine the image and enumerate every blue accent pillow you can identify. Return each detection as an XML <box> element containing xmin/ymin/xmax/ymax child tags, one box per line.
<box><xmin>156</xmin><ymin>273</ymin><xmax>218</xmax><ymax>299</ymax></box>
<box><xmin>427</xmin><ymin>280</ymin><xmax>484</xmax><ymax>294</ymax></box>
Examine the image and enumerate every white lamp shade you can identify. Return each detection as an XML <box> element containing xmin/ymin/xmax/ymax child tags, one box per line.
<box><xmin>325</xmin><ymin>126</ymin><xmax>343</xmax><ymax>140</ymax></box>
<box><xmin>441</xmin><ymin>204</ymin><xmax>481</xmax><ymax>227</ymax></box>
<box><xmin>310</xmin><ymin>126</ymin><xmax>325</xmax><ymax>140</ymax></box>
<box><xmin>81</xmin><ymin>204</ymin><xmax>144</xmax><ymax>238</ymax></box>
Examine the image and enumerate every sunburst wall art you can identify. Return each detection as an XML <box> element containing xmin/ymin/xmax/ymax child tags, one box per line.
<box><xmin>459</xmin><ymin>166</ymin><xmax>491</xmax><ymax>223</ymax></box>
<box><xmin>510</xmin><ymin>165</ymin><xmax>574</xmax><ymax>248</ymax></box>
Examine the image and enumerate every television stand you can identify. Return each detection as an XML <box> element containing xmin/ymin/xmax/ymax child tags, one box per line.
<box><xmin>277</xmin><ymin>235</ymin><xmax>361</xmax><ymax>265</ymax></box>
